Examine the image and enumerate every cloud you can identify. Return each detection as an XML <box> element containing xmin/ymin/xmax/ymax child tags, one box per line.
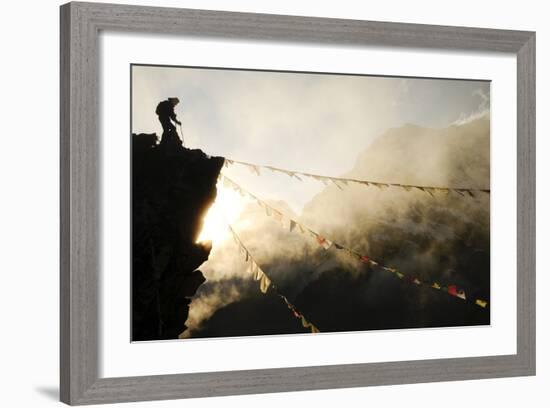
<box><xmin>453</xmin><ymin>88</ymin><xmax>490</xmax><ymax>125</ymax></box>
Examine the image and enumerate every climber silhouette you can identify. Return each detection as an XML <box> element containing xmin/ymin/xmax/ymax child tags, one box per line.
<box><xmin>156</xmin><ymin>97</ymin><xmax>182</xmax><ymax>147</ymax></box>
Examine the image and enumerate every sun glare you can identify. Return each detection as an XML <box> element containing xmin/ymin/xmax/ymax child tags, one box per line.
<box><xmin>197</xmin><ymin>181</ymin><xmax>244</xmax><ymax>245</ymax></box>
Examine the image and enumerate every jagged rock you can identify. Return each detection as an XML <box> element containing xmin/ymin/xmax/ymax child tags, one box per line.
<box><xmin>131</xmin><ymin>133</ymin><xmax>224</xmax><ymax>341</ymax></box>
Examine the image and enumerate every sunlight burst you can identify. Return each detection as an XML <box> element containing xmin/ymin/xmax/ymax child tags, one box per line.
<box><xmin>196</xmin><ymin>180</ymin><xmax>244</xmax><ymax>245</ymax></box>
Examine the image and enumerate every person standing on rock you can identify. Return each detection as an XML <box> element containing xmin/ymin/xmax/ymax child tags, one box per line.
<box><xmin>156</xmin><ymin>97</ymin><xmax>182</xmax><ymax>146</ymax></box>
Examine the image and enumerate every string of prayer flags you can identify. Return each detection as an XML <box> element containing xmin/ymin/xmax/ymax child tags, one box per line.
<box><xmin>221</xmin><ymin>174</ymin><xmax>489</xmax><ymax>309</ymax></box>
<box><xmin>223</xmin><ymin>158</ymin><xmax>490</xmax><ymax>198</ymax></box>
<box><xmin>228</xmin><ymin>224</ymin><xmax>321</xmax><ymax>333</ymax></box>
<box><xmin>281</xmin><ymin>295</ymin><xmax>320</xmax><ymax>333</ymax></box>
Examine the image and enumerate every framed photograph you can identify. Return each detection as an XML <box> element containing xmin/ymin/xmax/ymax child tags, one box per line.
<box><xmin>60</xmin><ymin>2</ymin><xmax>535</xmax><ymax>405</ymax></box>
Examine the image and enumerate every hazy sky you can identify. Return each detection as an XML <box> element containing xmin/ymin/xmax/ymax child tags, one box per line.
<box><xmin>131</xmin><ymin>65</ymin><xmax>489</xmax><ymax>213</ymax></box>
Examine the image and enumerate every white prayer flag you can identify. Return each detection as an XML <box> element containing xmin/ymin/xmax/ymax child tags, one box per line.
<box><xmin>260</xmin><ymin>273</ymin><xmax>271</xmax><ymax>293</ymax></box>
<box><xmin>316</xmin><ymin>235</ymin><xmax>333</xmax><ymax>250</ymax></box>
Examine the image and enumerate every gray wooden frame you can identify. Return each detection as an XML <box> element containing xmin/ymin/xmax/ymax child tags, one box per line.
<box><xmin>60</xmin><ymin>1</ymin><xmax>536</xmax><ymax>405</ymax></box>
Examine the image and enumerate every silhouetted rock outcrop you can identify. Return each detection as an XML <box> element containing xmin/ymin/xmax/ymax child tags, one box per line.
<box><xmin>131</xmin><ymin>133</ymin><xmax>224</xmax><ymax>341</ymax></box>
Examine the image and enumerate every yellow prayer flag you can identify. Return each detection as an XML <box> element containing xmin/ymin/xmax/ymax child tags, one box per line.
<box><xmin>260</xmin><ymin>273</ymin><xmax>271</xmax><ymax>294</ymax></box>
<box><xmin>432</xmin><ymin>282</ymin><xmax>441</xmax><ymax>290</ymax></box>
<box><xmin>476</xmin><ymin>299</ymin><xmax>488</xmax><ymax>308</ymax></box>
<box><xmin>253</xmin><ymin>266</ymin><xmax>262</xmax><ymax>281</ymax></box>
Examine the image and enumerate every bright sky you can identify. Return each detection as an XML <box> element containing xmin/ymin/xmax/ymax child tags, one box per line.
<box><xmin>131</xmin><ymin>65</ymin><xmax>489</xmax><ymax>214</ymax></box>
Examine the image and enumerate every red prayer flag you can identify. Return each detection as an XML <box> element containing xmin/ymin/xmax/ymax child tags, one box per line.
<box><xmin>361</xmin><ymin>255</ymin><xmax>369</xmax><ymax>263</ymax></box>
<box><xmin>448</xmin><ymin>285</ymin><xmax>458</xmax><ymax>296</ymax></box>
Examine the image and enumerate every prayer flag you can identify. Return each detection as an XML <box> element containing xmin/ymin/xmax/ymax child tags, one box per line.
<box><xmin>360</xmin><ymin>255</ymin><xmax>370</xmax><ymax>264</ymax></box>
<box><xmin>250</xmin><ymin>262</ymin><xmax>258</xmax><ymax>276</ymax></box>
<box><xmin>447</xmin><ymin>285</ymin><xmax>458</xmax><ymax>296</ymax></box>
<box><xmin>432</xmin><ymin>282</ymin><xmax>441</xmax><ymax>290</ymax></box>
<box><xmin>413</xmin><ymin>278</ymin><xmax>422</xmax><ymax>285</ymax></box>
<box><xmin>456</xmin><ymin>290</ymin><xmax>467</xmax><ymax>300</ymax></box>
<box><xmin>396</xmin><ymin>272</ymin><xmax>405</xmax><ymax>279</ymax></box>
<box><xmin>254</xmin><ymin>266</ymin><xmax>262</xmax><ymax>281</ymax></box>
<box><xmin>259</xmin><ymin>273</ymin><xmax>271</xmax><ymax>293</ymax></box>
<box><xmin>476</xmin><ymin>299</ymin><xmax>488</xmax><ymax>308</ymax></box>
<box><xmin>310</xmin><ymin>325</ymin><xmax>320</xmax><ymax>333</ymax></box>
<box><xmin>289</xmin><ymin>220</ymin><xmax>296</xmax><ymax>232</ymax></box>
<box><xmin>316</xmin><ymin>235</ymin><xmax>332</xmax><ymax>250</ymax></box>
<box><xmin>222</xmin><ymin>176</ymin><xmax>231</xmax><ymax>189</ymax></box>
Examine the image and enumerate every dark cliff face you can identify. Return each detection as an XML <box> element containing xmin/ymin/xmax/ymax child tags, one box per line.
<box><xmin>131</xmin><ymin>133</ymin><xmax>224</xmax><ymax>341</ymax></box>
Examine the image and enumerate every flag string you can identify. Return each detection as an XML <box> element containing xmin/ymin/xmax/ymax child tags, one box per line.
<box><xmin>221</xmin><ymin>173</ymin><xmax>489</xmax><ymax>309</ymax></box>
<box><xmin>223</xmin><ymin>158</ymin><xmax>490</xmax><ymax>198</ymax></box>
<box><xmin>227</xmin><ymin>223</ymin><xmax>321</xmax><ymax>333</ymax></box>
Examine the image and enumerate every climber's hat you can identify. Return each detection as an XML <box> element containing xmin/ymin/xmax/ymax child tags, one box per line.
<box><xmin>168</xmin><ymin>97</ymin><xmax>180</xmax><ymax>105</ymax></box>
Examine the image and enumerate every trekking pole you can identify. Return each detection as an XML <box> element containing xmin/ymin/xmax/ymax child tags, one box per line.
<box><xmin>178</xmin><ymin>123</ymin><xmax>185</xmax><ymax>147</ymax></box>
